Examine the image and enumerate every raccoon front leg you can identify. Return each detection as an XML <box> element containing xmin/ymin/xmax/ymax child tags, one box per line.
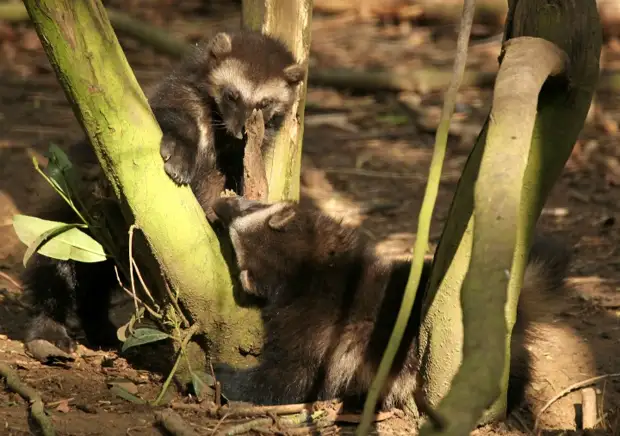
<box><xmin>23</xmin><ymin>256</ymin><xmax>118</xmax><ymax>353</ymax></box>
<box><xmin>154</xmin><ymin>106</ymin><xmax>203</xmax><ymax>185</ymax></box>
<box><xmin>214</xmin><ymin>360</ymin><xmax>318</xmax><ymax>405</ymax></box>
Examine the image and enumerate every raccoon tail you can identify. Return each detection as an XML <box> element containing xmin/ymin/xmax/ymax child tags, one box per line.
<box><xmin>507</xmin><ymin>234</ymin><xmax>572</xmax><ymax>413</ymax></box>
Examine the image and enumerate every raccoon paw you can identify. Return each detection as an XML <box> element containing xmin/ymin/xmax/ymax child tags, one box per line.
<box><xmin>25</xmin><ymin>315</ymin><xmax>77</xmax><ymax>355</ymax></box>
<box><xmin>213</xmin><ymin>363</ymin><xmax>249</xmax><ymax>402</ymax></box>
<box><xmin>160</xmin><ymin>134</ymin><xmax>196</xmax><ymax>185</ymax></box>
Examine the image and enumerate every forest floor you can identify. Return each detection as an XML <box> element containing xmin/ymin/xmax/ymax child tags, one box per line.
<box><xmin>1</xmin><ymin>0</ymin><xmax>620</xmax><ymax>435</ymax></box>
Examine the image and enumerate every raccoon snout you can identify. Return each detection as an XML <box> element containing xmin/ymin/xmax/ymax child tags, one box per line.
<box><xmin>212</xmin><ymin>196</ymin><xmax>262</xmax><ymax>225</ymax></box>
<box><xmin>230</xmin><ymin>117</ymin><xmax>248</xmax><ymax>140</ymax></box>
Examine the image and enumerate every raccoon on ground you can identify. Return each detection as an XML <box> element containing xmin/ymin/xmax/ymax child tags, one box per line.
<box><xmin>22</xmin><ymin>30</ymin><xmax>304</xmax><ymax>355</ymax></box>
<box><xmin>210</xmin><ymin>196</ymin><xmax>571</xmax><ymax>412</ymax></box>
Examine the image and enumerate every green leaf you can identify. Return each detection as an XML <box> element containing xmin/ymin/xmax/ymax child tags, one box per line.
<box><xmin>23</xmin><ymin>223</ymin><xmax>83</xmax><ymax>267</ymax></box>
<box><xmin>108</xmin><ymin>384</ymin><xmax>146</xmax><ymax>404</ymax></box>
<box><xmin>190</xmin><ymin>370</ymin><xmax>215</xmax><ymax>398</ymax></box>
<box><xmin>47</xmin><ymin>143</ymin><xmax>73</xmax><ymax>172</ymax></box>
<box><xmin>13</xmin><ymin>215</ymin><xmax>107</xmax><ymax>265</ymax></box>
<box><xmin>45</xmin><ymin>143</ymin><xmax>76</xmax><ymax>198</ymax></box>
<box><xmin>121</xmin><ymin>327</ymin><xmax>170</xmax><ymax>353</ymax></box>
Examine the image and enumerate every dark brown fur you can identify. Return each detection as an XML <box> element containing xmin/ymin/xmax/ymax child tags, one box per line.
<box><xmin>211</xmin><ymin>197</ymin><xmax>571</xmax><ymax>411</ymax></box>
<box><xmin>151</xmin><ymin>30</ymin><xmax>304</xmax><ymax>212</ymax></box>
<box><xmin>22</xmin><ymin>30</ymin><xmax>304</xmax><ymax>355</ymax></box>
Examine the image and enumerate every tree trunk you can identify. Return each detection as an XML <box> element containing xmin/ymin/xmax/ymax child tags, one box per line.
<box><xmin>417</xmin><ymin>1</ymin><xmax>602</xmax><ymax>434</ymax></box>
<box><xmin>242</xmin><ymin>0</ymin><xmax>313</xmax><ymax>201</ymax></box>
<box><xmin>21</xmin><ymin>0</ymin><xmax>263</xmax><ymax>377</ymax></box>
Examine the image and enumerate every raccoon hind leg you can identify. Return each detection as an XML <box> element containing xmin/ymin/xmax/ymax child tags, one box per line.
<box><xmin>74</xmin><ymin>258</ymin><xmax>119</xmax><ymax>349</ymax></box>
<box><xmin>23</xmin><ymin>256</ymin><xmax>119</xmax><ymax>354</ymax></box>
<box><xmin>23</xmin><ymin>257</ymin><xmax>80</xmax><ymax>354</ymax></box>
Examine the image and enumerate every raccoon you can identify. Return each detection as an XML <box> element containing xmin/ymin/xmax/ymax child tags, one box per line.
<box><xmin>151</xmin><ymin>29</ymin><xmax>305</xmax><ymax>212</ymax></box>
<box><xmin>22</xmin><ymin>30</ymin><xmax>305</xmax><ymax>355</ymax></box>
<box><xmin>210</xmin><ymin>196</ymin><xmax>571</xmax><ymax>411</ymax></box>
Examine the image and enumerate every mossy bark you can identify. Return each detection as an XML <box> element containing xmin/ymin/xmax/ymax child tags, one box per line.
<box><xmin>242</xmin><ymin>0</ymin><xmax>313</xmax><ymax>201</ymax></box>
<box><xmin>417</xmin><ymin>1</ymin><xmax>601</xmax><ymax>434</ymax></box>
<box><xmin>22</xmin><ymin>0</ymin><xmax>263</xmax><ymax>373</ymax></box>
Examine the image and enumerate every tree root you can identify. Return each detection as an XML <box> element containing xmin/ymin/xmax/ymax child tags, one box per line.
<box><xmin>0</xmin><ymin>362</ymin><xmax>56</xmax><ymax>436</ymax></box>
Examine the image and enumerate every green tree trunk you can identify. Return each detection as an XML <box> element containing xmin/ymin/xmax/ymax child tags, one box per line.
<box><xmin>21</xmin><ymin>0</ymin><xmax>263</xmax><ymax>375</ymax></box>
<box><xmin>416</xmin><ymin>1</ymin><xmax>601</xmax><ymax>434</ymax></box>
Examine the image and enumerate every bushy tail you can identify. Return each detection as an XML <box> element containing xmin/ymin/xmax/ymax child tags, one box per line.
<box><xmin>518</xmin><ymin>234</ymin><xmax>572</xmax><ymax>326</ymax></box>
<box><xmin>508</xmin><ymin>234</ymin><xmax>572</xmax><ymax>413</ymax></box>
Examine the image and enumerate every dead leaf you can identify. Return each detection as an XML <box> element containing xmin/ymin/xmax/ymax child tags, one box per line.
<box><xmin>55</xmin><ymin>399</ymin><xmax>71</xmax><ymax>413</ymax></box>
<box><xmin>107</xmin><ymin>378</ymin><xmax>139</xmax><ymax>395</ymax></box>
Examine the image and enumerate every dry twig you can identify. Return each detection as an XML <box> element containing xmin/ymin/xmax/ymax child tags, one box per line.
<box><xmin>534</xmin><ymin>373</ymin><xmax>620</xmax><ymax>431</ymax></box>
<box><xmin>0</xmin><ymin>271</ymin><xmax>23</xmax><ymax>290</ymax></box>
<box><xmin>219</xmin><ymin>402</ymin><xmax>326</xmax><ymax>418</ymax></box>
<box><xmin>155</xmin><ymin>409</ymin><xmax>200</xmax><ymax>436</ymax></box>
<box><xmin>581</xmin><ymin>387</ymin><xmax>598</xmax><ymax>429</ymax></box>
<box><xmin>222</xmin><ymin>417</ymin><xmax>272</xmax><ymax>436</ymax></box>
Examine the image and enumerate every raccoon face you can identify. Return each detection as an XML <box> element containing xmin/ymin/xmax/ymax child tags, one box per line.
<box><xmin>202</xmin><ymin>32</ymin><xmax>306</xmax><ymax>140</ymax></box>
<box><xmin>212</xmin><ymin>196</ymin><xmax>364</xmax><ymax>275</ymax></box>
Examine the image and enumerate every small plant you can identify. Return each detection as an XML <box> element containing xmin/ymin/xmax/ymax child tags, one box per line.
<box><xmin>12</xmin><ymin>145</ymin><xmax>214</xmax><ymax>404</ymax></box>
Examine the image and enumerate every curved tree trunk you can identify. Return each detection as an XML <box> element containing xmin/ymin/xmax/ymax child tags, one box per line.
<box><xmin>416</xmin><ymin>1</ymin><xmax>602</xmax><ymax>434</ymax></box>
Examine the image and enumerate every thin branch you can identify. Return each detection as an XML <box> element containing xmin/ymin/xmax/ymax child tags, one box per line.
<box><xmin>128</xmin><ymin>224</ymin><xmax>157</xmax><ymax>307</ymax></box>
<box><xmin>0</xmin><ymin>271</ymin><xmax>22</xmax><ymax>290</ymax></box>
<box><xmin>113</xmin><ymin>264</ymin><xmax>162</xmax><ymax>320</ymax></box>
<box><xmin>154</xmin><ymin>409</ymin><xmax>200</xmax><ymax>436</ymax></box>
<box><xmin>534</xmin><ymin>373</ymin><xmax>620</xmax><ymax>431</ymax></box>
<box><xmin>153</xmin><ymin>323</ymin><xmax>200</xmax><ymax>406</ymax></box>
<box><xmin>356</xmin><ymin>0</ymin><xmax>477</xmax><ymax>433</ymax></box>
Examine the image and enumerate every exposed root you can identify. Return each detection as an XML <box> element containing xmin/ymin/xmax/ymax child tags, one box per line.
<box><xmin>0</xmin><ymin>362</ymin><xmax>56</xmax><ymax>436</ymax></box>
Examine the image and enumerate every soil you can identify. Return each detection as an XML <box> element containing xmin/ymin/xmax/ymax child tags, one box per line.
<box><xmin>1</xmin><ymin>0</ymin><xmax>620</xmax><ymax>435</ymax></box>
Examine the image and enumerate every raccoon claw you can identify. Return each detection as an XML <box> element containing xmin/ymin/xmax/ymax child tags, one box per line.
<box><xmin>160</xmin><ymin>135</ymin><xmax>196</xmax><ymax>185</ymax></box>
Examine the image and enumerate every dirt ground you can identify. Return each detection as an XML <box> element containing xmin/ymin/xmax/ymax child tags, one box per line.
<box><xmin>0</xmin><ymin>0</ymin><xmax>620</xmax><ymax>435</ymax></box>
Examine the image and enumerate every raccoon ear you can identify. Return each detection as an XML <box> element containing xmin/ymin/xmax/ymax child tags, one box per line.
<box><xmin>268</xmin><ymin>208</ymin><xmax>296</xmax><ymax>231</ymax></box>
<box><xmin>283</xmin><ymin>63</ymin><xmax>306</xmax><ymax>84</ymax></box>
<box><xmin>209</xmin><ymin>32</ymin><xmax>233</xmax><ymax>58</ymax></box>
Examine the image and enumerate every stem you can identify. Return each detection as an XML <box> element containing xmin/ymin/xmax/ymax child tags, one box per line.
<box><xmin>153</xmin><ymin>323</ymin><xmax>200</xmax><ymax>406</ymax></box>
<box><xmin>356</xmin><ymin>0</ymin><xmax>477</xmax><ymax>433</ymax></box>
